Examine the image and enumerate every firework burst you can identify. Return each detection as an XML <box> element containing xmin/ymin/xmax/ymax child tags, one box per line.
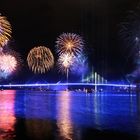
<box><xmin>27</xmin><ymin>46</ymin><xmax>54</xmax><ymax>74</ymax></box>
<box><xmin>120</xmin><ymin>11</ymin><xmax>140</xmax><ymax>44</ymax></box>
<box><xmin>56</xmin><ymin>33</ymin><xmax>84</xmax><ymax>56</ymax></box>
<box><xmin>57</xmin><ymin>53</ymin><xmax>74</xmax><ymax>73</ymax></box>
<box><xmin>0</xmin><ymin>51</ymin><xmax>19</xmax><ymax>78</ymax></box>
<box><xmin>71</xmin><ymin>54</ymin><xmax>88</xmax><ymax>75</ymax></box>
<box><xmin>0</xmin><ymin>15</ymin><xmax>12</xmax><ymax>47</ymax></box>
<box><xmin>119</xmin><ymin>10</ymin><xmax>140</xmax><ymax>67</ymax></box>
<box><xmin>0</xmin><ymin>55</ymin><xmax>17</xmax><ymax>73</ymax></box>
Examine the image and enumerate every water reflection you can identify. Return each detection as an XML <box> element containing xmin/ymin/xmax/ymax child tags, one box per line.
<box><xmin>56</xmin><ymin>91</ymin><xmax>73</xmax><ymax>140</ymax></box>
<box><xmin>1</xmin><ymin>90</ymin><xmax>138</xmax><ymax>140</ymax></box>
<box><xmin>0</xmin><ymin>90</ymin><xmax>16</xmax><ymax>140</ymax></box>
<box><xmin>136</xmin><ymin>93</ymin><xmax>140</xmax><ymax>135</ymax></box>
<box><xmin>91</xmin><ymin>93</ymin><xmax>137</xmax><ymax>131</ymax></box>
<box><xmin>25</xmin><ymin>92</ymin><xmax>54</xmax><ymax>140</ymax></box>
<box><xmin>92</xmin><ymin>94</ymin><xmax>101</xmax><ymax>129</ymax></box>
<box><xmin>25</xmin><ymin>119</ymin><xmax>53</xmax><ymax>140</ymax></box>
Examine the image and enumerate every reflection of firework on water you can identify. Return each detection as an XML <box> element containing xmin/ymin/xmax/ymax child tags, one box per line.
<box><xmin>0</xmin><ymin>15</ymin><xmax>12</xmax><ymax>47</ymax></box>
<box><xmin>71</xmin><ymin>54</ymin><xmax>88</xmax><ymax>75</ymax></box>
<box><xmin>0</xmin><ymin>52</ymin><xmax>19</xmax><ymax>79</ymax></box>
<box><xmin>27</xmin><ymin>46</ymin><xmax>54</xmax><ymax>74</ymax></box>
<box><xmin>57</xmin><ymin>53</ymin><xmax>74</xmax><ymax>73</ymax></box>
<box><xmin>56</xmin><ymin>33</ymin><xmax>84</xmax><ymax>56</ymax></box>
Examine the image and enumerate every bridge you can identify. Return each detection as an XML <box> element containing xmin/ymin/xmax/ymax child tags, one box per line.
<box><xmin>0</xmin><ymin>83</ymin><xmax>136</xmax><ymax>88</ymax></box>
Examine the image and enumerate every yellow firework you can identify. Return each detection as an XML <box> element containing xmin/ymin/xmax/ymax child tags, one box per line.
<box><xmin>56</xmin><ymin>33</ymin><xmax>84</xmax><ymax>56</ymax></box>
<box><xmin>27</xmin><ymin>46</ymin><xmax>54</xmax><ymax>74</ymax></box>
<box><xmin>0</xmin><ymin>15</ymin><xmax>12</xmax><ymax>47</ymax></box>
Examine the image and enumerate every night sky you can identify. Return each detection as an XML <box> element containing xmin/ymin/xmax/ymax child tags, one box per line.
<box><xmin>0</xmin><ymin>0</ymin><xmax>140</xmax><ymax>83</ymax></box>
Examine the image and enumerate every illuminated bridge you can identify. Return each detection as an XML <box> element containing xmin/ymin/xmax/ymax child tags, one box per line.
<box><xmin>0</xmin><ymin>83</ymin><xmax>136</xmax><ymax>89</ymax></box>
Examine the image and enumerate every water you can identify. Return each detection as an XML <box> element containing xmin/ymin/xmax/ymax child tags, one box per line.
<box><xmin>0</xmin><ymin>90</ymin><xmax>140</xmax><ymax>140</ymax></box>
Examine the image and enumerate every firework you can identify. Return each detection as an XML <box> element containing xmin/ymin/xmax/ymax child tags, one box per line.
<box><xmin>56</xmin><ymin>33</ymin><xmax>84</xmax><ymax>56</ymax></box>
<box><xmin>0</xmin><ymin>15</ymin><xmax>12</xmax><ymax>47</ymax></box>
<box><xmin>57</xmin><ymin>53</ymin><xmax>74</xmax><ymax>73</ymax></box>
<box><xmin>120</xmin><ymin>11</ymin><xmax>139</xmax><ymax>44</ymax></box>
<box><xmin>0</xmin><ymin>52</ymin><xmax>18</xmax><ymax>78</ymax></box>
<box><xmin>119</xmin><ymin>10</ymin><xmax>140</xmax><ymax>57</ymax></box>
<box><xmin>71</xmin><ymin>54</ymin><xmax>88</xmax><ymax>75</ymax></box>
<box><xmin>27</xmin><ymin>46</ymin><xmax>54</xmax><ymax>74</ymax></box>
<box><xmin>119</xmin><ymin>10</ymin><xmax>140</xmax><ymax>72</ymax></box>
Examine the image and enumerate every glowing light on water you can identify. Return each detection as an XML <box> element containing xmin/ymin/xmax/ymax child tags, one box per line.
<box><xmin>57</xmin><ymin>91</ymin><xmax>73</xmax><ymax>140</ymax></box>
<box><xmin>0</xmin><ymin>90</ymin><xmax>16</xmax><ymax>139</ymax></box>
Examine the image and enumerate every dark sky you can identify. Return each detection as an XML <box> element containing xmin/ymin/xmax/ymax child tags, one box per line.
<box><xmin>0</xmin><ymin>0</ymin><xmax>140</xmax><ymax>83</ymax></box>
